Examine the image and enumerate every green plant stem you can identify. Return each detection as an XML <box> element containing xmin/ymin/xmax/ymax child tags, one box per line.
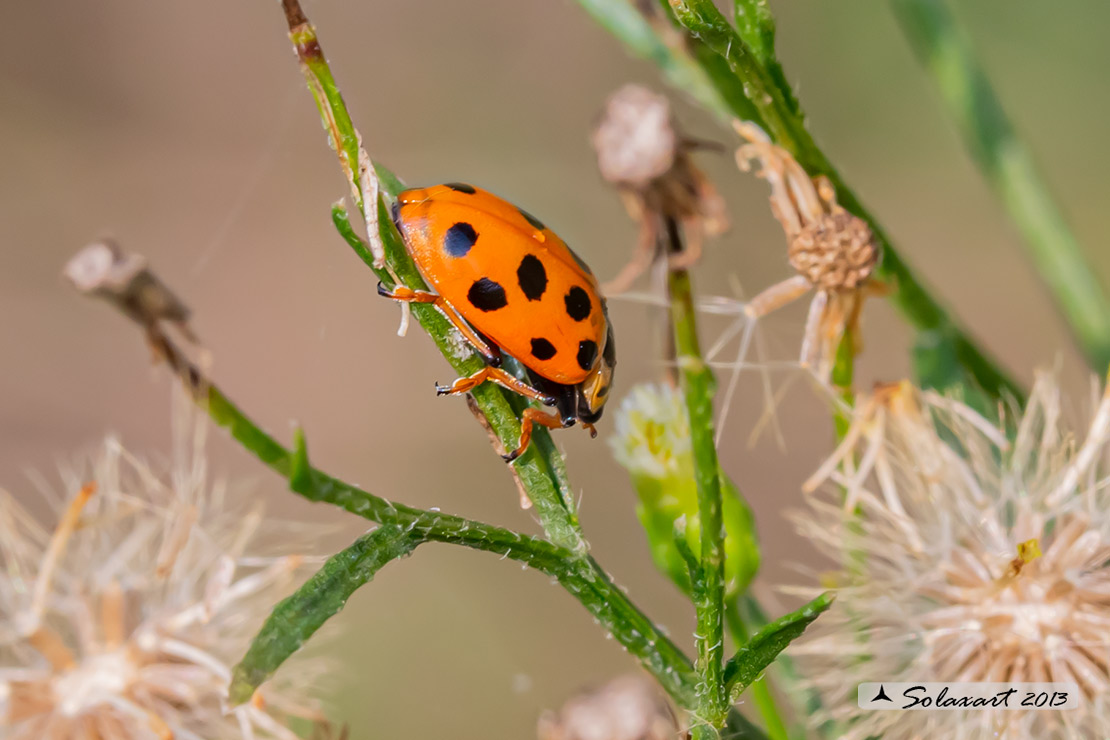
<box><xmin>267</xmin><ymin>0</ymin><xmax>707</xmax><ymax>708</ymax></box>
<box><xmin>668</xmin><ymin>258</ymin><xmax>728</xmax><ymax>731</ymax></box>
<box><xmin>724</xmin><ymin>605</ymin><xmax>789</xmax><ymax>740</ymax></box>
<box><xmin>890</xmin><ymin>0</ymin><xmax>1110</xmax><ymax>371</ymax></box>
<box><xmin>283</xmin><ymin>2</ymin><xmax>584</xmax><ymax>553</ymax></box>
<box><xmin>100</xmin><ymin>310</ymin><xmax>701</xmax><ymax>705</ymax></box>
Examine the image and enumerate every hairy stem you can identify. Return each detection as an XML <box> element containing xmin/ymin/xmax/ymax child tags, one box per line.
<box><xmin>89</xmin><ymin>306</ymin><xmax>700</xmax><ymax>705</ymax></box>
<box><xmin>666</xmin><ymin>219</ymin><xmax>728</xmax><ymax>732</ymax></box>
<box><xmin>891</xmin><ymin>0</ymin><xmax>1110</xmax><ymax>371</ymax></box>
<box><xmin>282</xmin><ymin>1</ymin><xmax>584</xmax><ymax>552</ymax></box>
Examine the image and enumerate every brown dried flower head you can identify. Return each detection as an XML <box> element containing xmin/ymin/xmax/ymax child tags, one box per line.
<box><xmin>734</xmin><ymin>122</ymin><xmax>878</xmax><ymax>294</ymax></box>
<box><xmin>788</xmin><ymin>208</ymin><xmax>877</xmax><ymax>292</ymax></box>
<box><xmin>592</xmin><ymin>84</ymin><xmax>728</xmax><ymax>293</ymax></box>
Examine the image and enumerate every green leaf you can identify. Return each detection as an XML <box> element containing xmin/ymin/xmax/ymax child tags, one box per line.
<box><xmin>289</xmin><ymin>426</ymin><xmax>312</xmax><ymax>494</ymax></box>
<box><xmin>229</xmin><ymin>524</ymin><xmax>417</xmax><ymax>705</ymax></box>
<box><xmin>723</xmin><ymin>593</ymin><xmax>834</xmax><ymax>698</ymax></box>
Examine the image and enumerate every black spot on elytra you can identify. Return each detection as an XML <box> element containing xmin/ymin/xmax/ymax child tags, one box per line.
<box><xmin>444</xmin><ymin>222</ymin><xmax>478</xmax><ymax>257</ymax></box>
<box><xmin>530</xmin><ymin>337</ymin><xmax>557</xmax><ymax>361</ymax></box>
<box><xmin>468</xmin><ymin>277</ymin><xmax>508</xmax><ymax>311</ymax></box>
<box><xmin>444</xmin><ymin>182</ymin><xmax>476</xmax><ymax>194</ymax></box>
<box><xmin>577</xmin><ymin>340</ymin><xmax>598</xmax><ymax>371</ymax></box>
<box><xmin>564</xmin><ymin>286</ymin><xmax>591</xmax><ymax>321</ymax></box>
<box><xmin>516</xmin><ymin>255</ymin><xmax>547</xmax><ymax>301</ymax></box>
<box><xmin>518</xmin><ymin>207</ymin><xmax>545</xmax><ymax>231</ymax></box>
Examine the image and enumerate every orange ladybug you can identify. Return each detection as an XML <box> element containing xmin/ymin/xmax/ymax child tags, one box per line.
<box><xmin>383</xmin><ymin>183</ymin><xmax>615</xmax><ymax>462</ymax></box>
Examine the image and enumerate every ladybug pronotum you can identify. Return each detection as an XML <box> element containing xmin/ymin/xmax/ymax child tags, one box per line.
<box><xmin>383</xmin><ymin>183</ymin><xmax>616</xmax><ymax>462</ymax></box>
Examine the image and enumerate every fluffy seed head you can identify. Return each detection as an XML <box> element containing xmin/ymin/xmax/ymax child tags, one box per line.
<box><xmin>0</xmin><ymin>401</ymin><xmax>333</xmax><ymax>739</ymax></box>
<box><xmin>791</xmin><ymin>374</ymin><xmax>1110</xmax><ymax>740</ymax></box>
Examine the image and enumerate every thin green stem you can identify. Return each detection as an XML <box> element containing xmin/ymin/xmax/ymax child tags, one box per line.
<box><xmin>891</xmin><ymin>0</ymin><xmax>1110</xmax><ymax>371</ymax></box>
<box><xmin>666</xmin><ymin>224</ymin><xmax>728</xmax><ymax>730</ymax></box>
<box><xmin>94</xmin><ymin>309</ymin><xmax>700</xmax><ymax>706</ymax></box>
<box><xmin>281</xmin><ymin>2</ymin><xmax>584</xmax><ymax>551</ymax></box>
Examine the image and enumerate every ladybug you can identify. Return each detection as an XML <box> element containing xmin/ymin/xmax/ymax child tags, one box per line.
<box><xmin>382</xmin><ymin>183</ymin><xmax>615</xmax><ymax>462</ymax></box>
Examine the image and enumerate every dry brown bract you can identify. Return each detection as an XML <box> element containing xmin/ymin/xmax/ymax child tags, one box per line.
<box><xmin>592</xmin><ymin>85</ymin><xmax>728</xmax><ymax>294</ymax></box>
<box><xmin>734</xmin><ymin>121</ymin><xmax>880</xmax><ymax>381</ymax></box>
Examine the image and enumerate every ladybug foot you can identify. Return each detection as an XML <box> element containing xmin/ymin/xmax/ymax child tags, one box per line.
<box><xmin>503</xmin><ymin>407</ymin><xmax>569</xmax><ymax>464</ymax></box>
<box><xmin>435</xmin><ymin>366</ymin><xmax>558</xmax><ymax>406</ymax></box>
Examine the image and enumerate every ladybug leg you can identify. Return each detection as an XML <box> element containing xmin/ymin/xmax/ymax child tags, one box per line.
<box><xmin>436</xmin><ymin>366</ymin><xmax>557</xmax><ymax>406</ymax></box>
<box><xmin>504</xmin><ymin>408</ymin><xmax>572</xmax><ymax>463</ymax></box>
<box><xmin>377</xmin><ymin>282</ymin><xmax>499</xmax><ymax>365</ymax></box>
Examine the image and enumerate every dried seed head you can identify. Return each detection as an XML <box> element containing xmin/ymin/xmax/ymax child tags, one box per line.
<box><xmin>593</xmin><ymin>85</ymin><xmax>677</xmax><ymax>190</ymax></box>
<box><xmin>788</xmin><ymin>210</ymin><xmax>878</xmax><ymax>291</ymax></box>
<box><xmin>536</xmin><ymin>674</ymin><xmax>677</xmax><ymax>740</ymax></box>
<box><xmin>65</xmin><ymin>240</ymin><xmax>194</xmax><ymax>338</ymax></box>
<box><xmin>0</xmin><ymin>398</ymin><xmax>334</xmax><ymax>740</ymax></box>
<box><xmin>593</xmin><ymin>86</ymin><xmax>728</xmax><ymax>292</ymax></box>
<box><xmin>792</xmin><ymin>373</ymin><xmax>1110</xmax><ymax>739</ymax></box>
<box><xmin>593</xmin><ymin>84</ymin><xmax>727</xmax><ymax>229</ymax></box>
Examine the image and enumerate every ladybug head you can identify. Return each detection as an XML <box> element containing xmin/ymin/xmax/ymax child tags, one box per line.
<box><xmin>576</xmin><ymin>323</ymin><xmax>616</xmax><ymax>424</ymax></box>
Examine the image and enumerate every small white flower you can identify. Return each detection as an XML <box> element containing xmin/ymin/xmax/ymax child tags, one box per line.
<box><xmin>0</xmin><ymin>398</ymin><xmax>333</xmax><ymax>740</ymax></box>
<box><xmin>790</xmin><ymin>374</ymin><xmax>1110</xmax><ymax>740</ymax></box>
<box><xmin>609</xmin><ymin>383</ymin><xmax>692</xmax><ymax>480</ymax></box>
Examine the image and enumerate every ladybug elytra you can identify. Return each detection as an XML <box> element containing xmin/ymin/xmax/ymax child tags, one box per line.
<box><xmin>382</xmin><ymin>183</ymin><xmax>615</xmax><ymax>462</ymax></box>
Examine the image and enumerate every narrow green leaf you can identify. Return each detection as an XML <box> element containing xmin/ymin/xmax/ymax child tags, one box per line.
<box><xmin>289</xmin><ymin>427</ymin><xmax>312</xmax><ymax>494</ymax></box>
<box><xmin>673</xmin><ymin>522</ymin><xmax>701</xmax><ymax>593</ymax></box>
<box><xmin>724</xmin><ymin>593</ymin><xmax>834</xmax><ymax>697</ymax></box>
<box><xmin>229</xmin><ymin>524</ymin><xmax>417</xmax><ymax>705</ymax></box>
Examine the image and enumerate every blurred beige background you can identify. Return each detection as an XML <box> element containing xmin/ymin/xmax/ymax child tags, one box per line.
<box><xmin>2</xmin><ymin>1</ymin><xmax>1108</xmax><ymax>736</ymax></box>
